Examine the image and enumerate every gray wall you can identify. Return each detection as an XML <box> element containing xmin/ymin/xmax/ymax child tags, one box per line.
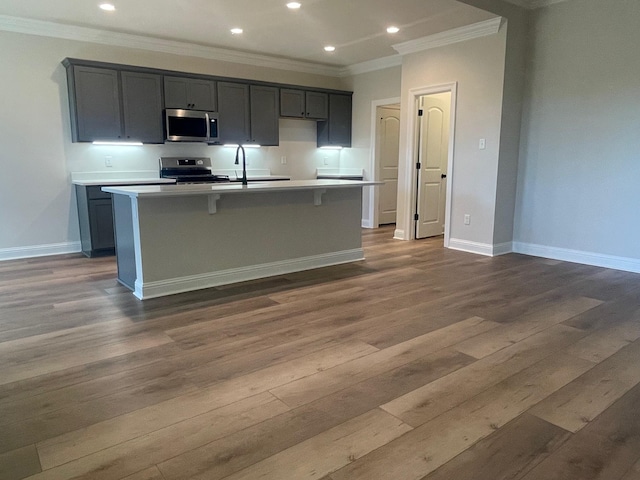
<box><xmin>514</xmin><ymin>0</ymin><xmax>640</xmax><ymax>268</ymax></box>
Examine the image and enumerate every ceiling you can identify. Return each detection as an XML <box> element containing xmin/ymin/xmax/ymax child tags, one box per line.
<box><xmin>0</xmin><ymin>0</ymin><xmax>500</xmax><ymax>67</ymax></box>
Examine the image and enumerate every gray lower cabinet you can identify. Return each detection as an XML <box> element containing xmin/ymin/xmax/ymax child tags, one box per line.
<box><xmin>217</xmin><ymin>83</ymin><xmax>279</xmax><ymax>145</ymax></box>
<box><xmin>317</xmin><ymin>94</ymin><xmax>352</xmax><ymax>147</ymax></box>
<box><xmin>164</xmin><ymin>76</ymin><xmax>217</xmax><ymax>111</ymax></box>
<box><xmin>64</xmin><ymin>62</ymin><xmax>164</xmax><ymax>143</ymax></box>
<box><xmin>75</xmin><ymin>185</ymin><xmax>115</xmax><ymax>257</ymax></box>
<box><xmin>280</xmin><ymin>89</ymin><xmax>328</xmax><ymax>120</ymax></box>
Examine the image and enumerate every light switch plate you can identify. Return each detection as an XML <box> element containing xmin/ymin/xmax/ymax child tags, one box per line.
<box><xmin>479</xmin><ymin>139</ymin><xmax>486</xmax><ymax>150</ymax></box>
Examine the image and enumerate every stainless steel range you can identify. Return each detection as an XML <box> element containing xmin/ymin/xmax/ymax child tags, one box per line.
<box><xmin>159</xmin><ymin>157</ymin><xmax>230</xmax><ymax>184</ymax></box>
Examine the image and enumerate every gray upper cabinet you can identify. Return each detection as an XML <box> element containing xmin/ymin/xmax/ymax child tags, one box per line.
<box><xmin>121</xmin><ymin>71</ymin><xmax>164</xmax><ymax>143</ymax></box>
<box><xmin>280</xmin><ymin>89</ymin><xmax>328</xmax><ymax>120</ymax></box>
<box><xmin>65</xmin><ymin>61</ymin><xmax>164</xmax><ymax>143</ymax></box>
<box><xmin>71</xmin><ymin>66</ymin><xmax>122</xmax><ymax>142</ymax></box>
<box><xmin>164</xmin><ymin>76</ymin><xmax>217</xmax><ymax>111</ymax></box>
<box><xmin>305</xmin><ymin>91</ymin><xmax>328</xmax><ymax>119</ymax></box>
<box><xmin>217</xmin><ymin>82</ymin><xmax>251</xmax><ymax>144</ymax></box>
<box><xmin>317</xmin><ymin>93</ymin><xmax>352</xmax><ymax>147</ymax></box>
<box><xmin>250</xmin><ymin>85</ymin><xmax>279</xmax><ymax>146</ymax></box>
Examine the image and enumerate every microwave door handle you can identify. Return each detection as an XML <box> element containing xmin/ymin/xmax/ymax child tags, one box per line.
<box><xmin>205</xmin><ymin>113</ymin><xmax>211</xmax><ymax>140</ymax></box>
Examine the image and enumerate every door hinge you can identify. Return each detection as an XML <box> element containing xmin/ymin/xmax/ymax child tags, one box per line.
<box><xmin>416</xmin><ymin>162</ymin><xmax>421</xmax><ymax>169</ymax></box>
<box><xmin>418</xmin><ymin>109</ymin><xmax>423</xmax><ymax>117</ymax></box>
<box><xmin>414</xmin><ymin>213</ymin><xmax>419</xmax><ymax>221</ymax></box>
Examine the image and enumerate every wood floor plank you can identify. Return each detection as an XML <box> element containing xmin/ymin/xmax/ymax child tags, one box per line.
<box><xmin>270</xmin><ymin>316</ymin><xmax>498</xmax><ymax>408</ymax></box>
<box><xmin>331</xmin><ymin>353</ymin><xmax>594</xmax><ymax>480</ymax></box>
<box><xmin>26</xmin><ymin>340</ymin><xmax>376</xmax><ymax>466</ymax></box>
<box><xmin>530</xmin><ymin>340</ymin><xmax>640</xmax><ymax>433</ymax></box>
<box><xmin>381</xmin><ymin>324</ymin><xmax>588</xmax><ymax>427</ymax></box>
<box><xmin>421</xmin><ymin>414</ymin><xmax>571</xmax><ymax>480</ymax></box>
<box><xmin>454</xmin><ymin>296</ymin><xmax>603</xmax><ymax>359</ymax></box>
<box><xmin>156</xmin><ymin>348</ymin><xmax>473</xmax><ymax>480</ymax></box>
<box><xmin>221</xmin><ymin>409</ymin><xmax>412</xmax><ymax>480</ymax></box>
<box><xmin>519</xmin><ymin>382</ymin><xmax>640</xmax><ymax>480</ymax></box>
<box><xmin>34</xmin><ymin>392</ymin><xmax>289</xmax><ymax>478</ymax></box>
<box><xmin>0</xmin><ymin>445</ymin><xmax>41</xmax><ymax>480</ymax></box>
<box><xmin>120</xmin><ymin>466</ymin><xmax>165</xmax><ymax>480</ymax></box>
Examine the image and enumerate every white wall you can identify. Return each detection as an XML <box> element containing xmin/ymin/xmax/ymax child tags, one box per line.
<box><xmin>0</xmin><ymin>31</ymin><xmax>347</xmax><ymax>258</ymax></box>
<box><xmin>514</xmin><ymin>0</ymin><xmax>640</xmax><ymax>271</ymax></box>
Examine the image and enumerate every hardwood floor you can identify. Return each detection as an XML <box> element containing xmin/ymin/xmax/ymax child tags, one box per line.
<box><xmin>1</xmin><ymin>226</ymin><xmax>640</xmax><ymax>479</ymax></box>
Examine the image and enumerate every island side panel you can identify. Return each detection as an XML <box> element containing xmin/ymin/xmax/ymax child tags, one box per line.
<box><xmin>111</xmin><ymin>193</ymin><xmax>138</xmax><ymax>290</ymax></box>
<box><xmin>134</xmin><ymin>187</ymin><xmax>363</xmax><ymax>294</ymax></box>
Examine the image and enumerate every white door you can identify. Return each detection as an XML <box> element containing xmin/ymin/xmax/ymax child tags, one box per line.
<box><xmin>377</xmin><ymin>105</ymin><xmax>400</xmax><ymax>225</ymax></box>
<box><xmin>416</xmin><ymin>92</ymin><xmax>450</xmax><ymax>239</ymax></box>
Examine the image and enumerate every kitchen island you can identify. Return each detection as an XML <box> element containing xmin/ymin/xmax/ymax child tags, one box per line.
<box><xmin>103</xmin><ymin>180</ymin><xmax>380</xmax><ymax>299</ymax></box>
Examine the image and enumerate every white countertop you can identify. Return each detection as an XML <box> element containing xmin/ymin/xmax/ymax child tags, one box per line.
<box><xmin>73</xmin><ymin>178</ymin><xmax>176</xmax><ymax>186</ymax></box>
<box><xmin>103</xmin><ymin>179</ymin><xmax>381</xmax><ymax>198</ymax></box>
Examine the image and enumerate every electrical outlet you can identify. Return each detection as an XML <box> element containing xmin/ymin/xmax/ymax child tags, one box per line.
<box><xmin>105</xmin><ymin>156</ymin><xmax>113</xmax><ymax>167</ymax></box>
<box><xmin>323</xmin><ymin>157</ymin><xmax>329</xmax><ymax>166</ymax></box>
<box><xmin>479</xmin><ymin>138</ymin><xmax>486</xmax><ymax>150</ymax></box>
<box><xmin>281</xmin><ymin>156</ymin><xmax>287</xmax><ymax>165</ymax></box>
<box><xmin>464</xmin><ymin>214</ymin><xmax>471</xmax><ymax>225</ymax></box>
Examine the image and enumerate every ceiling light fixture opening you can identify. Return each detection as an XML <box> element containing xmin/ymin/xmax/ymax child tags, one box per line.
<box><xmin>99</xmin><ymin>3</ymin><xmax>116</xmax><ymax>11</ymax></box>
<box><xmin>230</xmin><ymin>28</ymin><xmax>243</xmax><ymax>35</ymax></box>
<box><xmin>286</xmin><ymin>2</ymin><xmax>302</xmax><ymax>9</ymax></box>
<box><xmin>387</xmin><ymin>26</ymin><xmax>400</xmax><ymax>34</ymax></box>
<box><xmin>324</xmin><ymin>45</ymin><xmax>336</xmax><ymax>52</ymax></box>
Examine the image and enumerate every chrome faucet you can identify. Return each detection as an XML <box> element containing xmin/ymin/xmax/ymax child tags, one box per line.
<box><xmin>234</xmin><ymin>145</ymin><xmax>248</xmax><ymax>185</ymax></box>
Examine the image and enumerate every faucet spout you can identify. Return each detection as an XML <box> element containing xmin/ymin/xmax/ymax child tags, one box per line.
<box><xmin>234</xmin><ymin>145</ymin><xmax>248</xmax><ymax>186</ymax></box>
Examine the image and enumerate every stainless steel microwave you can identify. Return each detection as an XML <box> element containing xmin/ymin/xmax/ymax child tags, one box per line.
<box><xmin>164</xmin><ymin>109</ymin><xmax>219</xmax><ymax>143</ymax></box>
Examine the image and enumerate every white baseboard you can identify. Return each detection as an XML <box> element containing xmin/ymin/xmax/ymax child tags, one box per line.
<box><xmin>0</xmin><ymin>242</ymin><xmax>81</xmax><ymax>261</ymax></box>
<box><xmin>493</xmin><ymin>241</ymin><xmax>514</xmax><ymax>256</ymax></box>
<box><xmin>135</xmin><ymin>248</ymin><xmax>365</xmax><ymax>299</ymax></box>
<box><xmin>513</xmin><ymin>242</ymin><xmax>640</xmax><ymax>274</ymax></box>
<box><xmin>448</xmin><ymin>238</ymin><xmax>494</xmax><ymax>256</ymax></box>
<box><xmin>361</xmin><ymin>219</ymin><xmax>374</xmax><ymax>229</ymax></box>
<box><xmin>393</xmin><ymin>229</ymin><xmax>406</xmax><ymax>240</ymax></box>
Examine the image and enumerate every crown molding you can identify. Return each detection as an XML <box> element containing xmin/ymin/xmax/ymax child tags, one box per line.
<box><xmin>392</xmin><ymin>17</ymin><xmax>502</xmax><ymax>56</ymax></box>
<box><xmin>339</xmin><ymin>54</ymin><xmax>402</xmax><ymax>77</ymax></box>
<box><xmin>0</xmin><ymin>15</ymin><xmax>343</xmax><ymax>77</ymax></box>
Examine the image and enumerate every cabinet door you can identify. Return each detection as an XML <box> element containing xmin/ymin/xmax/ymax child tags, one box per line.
<box><xmin>217</xmin><ymin>82</ymin><xmax>250</xmax><ymax>144</ymax></box>
<box><xmin>164</xmin><ymin>76</ymin><xmax>216</xmax><ymax>110</ymax></box>
<box><xmin>250</xmin><ymin>85</ymin><xmax>279</xmax><ymax>146</ymax></box>
<box><xmin>317</xmin><ymin>94</ymin><xmax>352</xmax><ymax>147</ymax></box>
<box><xmin>305</xmin><ymin>91</ymin><xmax>328</xmax><ymax>119</ymax></box>
<box><xmin>121</xmin><ymin>71</ymin><xmax>164</xmax><ymax>143</ymax></box>
<box><xmin>280</xmin><ymin>88</ymin><xmax>305</xmax><ymax>118</ymax></box>
<box><xmin>73</xmin><ymin>66</ymin><xmax>122</xmax><ymax>142</ymax></box>
<box><xmin>164</xmin><ymin>76</ymin><xmax>189</xmax><ymax>109</ymax></box>
<box><xmin>88</xmin><ymin>198</ymin><xmax>115</xmax><ymax>251</ymax></box>
<box><xmin>188</xmin><ymin>79</ymin><xmax>217</xmax><ymax>111</ymax></box>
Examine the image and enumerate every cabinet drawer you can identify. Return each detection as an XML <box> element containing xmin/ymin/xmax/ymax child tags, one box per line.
<box><xmin>87</xmin><ymin>186</ymin><xmax>112</xmax><ymax>200</ymax></box>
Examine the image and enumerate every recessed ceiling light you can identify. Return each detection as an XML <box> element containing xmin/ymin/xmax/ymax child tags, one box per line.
<box><xmin>286</xmin><ymin>2</ymin><xmax>301</xmax><ymax>9</ymax></box>
<box><xmin>324</xmin><ymin>45</ymin><xmax>336</xmax><ymax>52</ymax></box>
<box><xmin>99</xmin><ymin>3</ymin><xmax>116</xmax><ymax>11</ymax></box>
<box><xmin>230</xmin><ymin>28</ymin><xmax>243</xmax><ymax>35</ymax></box>
<box><xmin>387</xmin><ymin>26</ymin><xmax>400</xmax><ymax>34</ymax></box>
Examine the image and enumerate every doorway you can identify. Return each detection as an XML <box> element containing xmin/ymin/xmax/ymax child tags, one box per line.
<box><xmin>415</xmin><ymin>92</ymin><xmax>451</xmax><ymax>239</ymax></box>
<box><xmin>377</xmin><ymin>104</ymin><xmax>401</xmax><ymax>225</ymax></box>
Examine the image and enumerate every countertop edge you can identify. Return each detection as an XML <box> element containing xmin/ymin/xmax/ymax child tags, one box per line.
<box><xmin>103</xmin><ymin>180</ymin><xmax>382</xmax><ymax>198</ymax></box>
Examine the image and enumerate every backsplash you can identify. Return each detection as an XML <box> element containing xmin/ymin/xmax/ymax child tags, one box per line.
<box><xmin>66</xmin><ymin>119</ymin><xmax>343</xmax><ymax>181</ymax></box>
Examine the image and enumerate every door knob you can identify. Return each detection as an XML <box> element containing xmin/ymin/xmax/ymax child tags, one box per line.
<box><xmin>441</xmin><ymin>174</ymin><xmax>447</xmax><ymax>179</ymax></box>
